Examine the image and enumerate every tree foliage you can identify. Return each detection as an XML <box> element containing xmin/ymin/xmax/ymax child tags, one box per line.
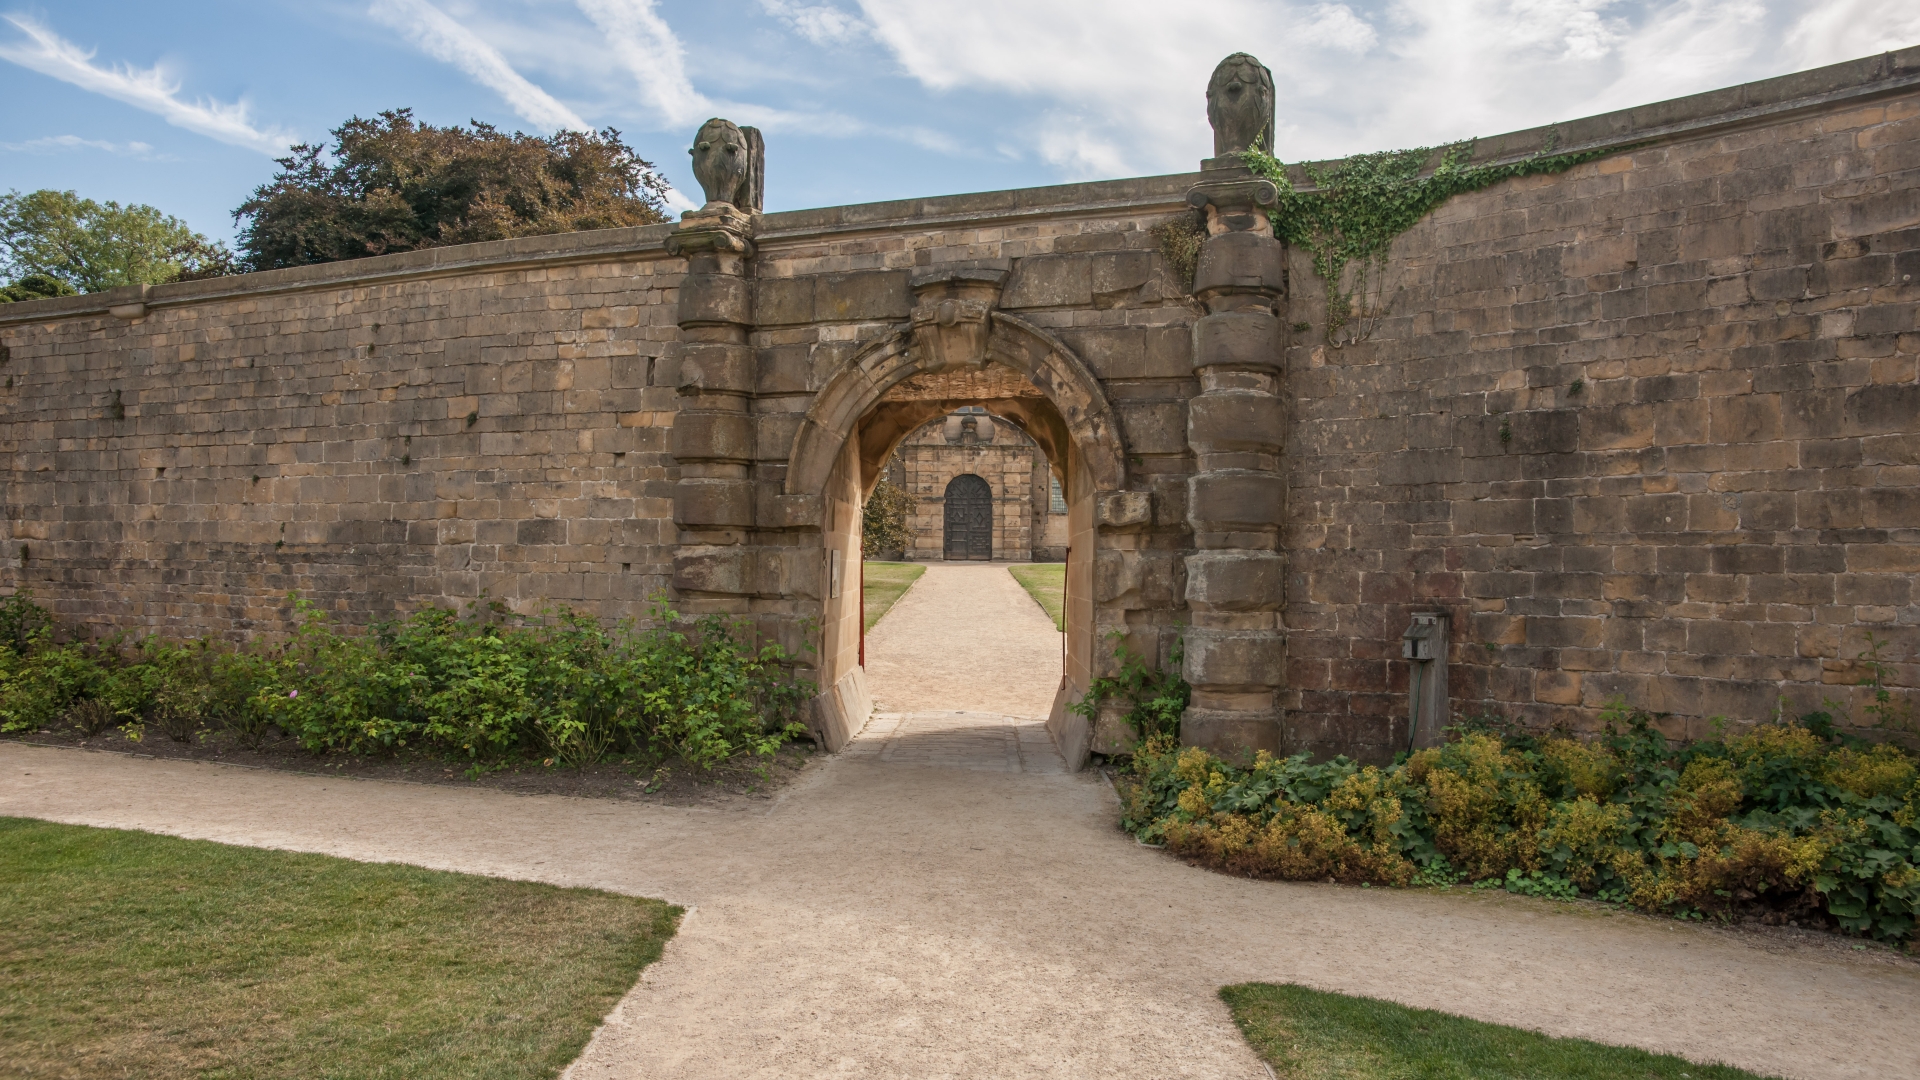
<box><xmin>0</xmin><ymin>273</ymin><xmax>77</xmax><ymax>304</ymax></box>
<box><xmin>235</xmin><ymin>110</ymin><xmax>671</xmax><ymax>270</ymax></box>
<box><xmin>0</xmin><ymin>189</ymin><xmax>234</xmax><ymax>294</ymax></box>
<box><xmin>861</xmin><ymin>478</ymin><xmax>916</xmax><ymax>558</ymax></box>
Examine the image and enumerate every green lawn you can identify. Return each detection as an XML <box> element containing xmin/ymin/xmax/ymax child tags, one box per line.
<box><xmin>862</xmin><ymin>561</ymin><xmax>926</xmax><ymax>630</ymax></box>
<box><xmin>0</xmin><ymin>817</ymin><xmax>678</xmax><ymax>1080</ymax></box>
<box><xmin>1222</xmin><ymin>984</ymin><xmax>1775</xmax><ymax>1080</ymax></box>
<box><xmin>1007</xmin><ymin>563</ymin><xmax>1065</xmax><ymax>630</ymax></box>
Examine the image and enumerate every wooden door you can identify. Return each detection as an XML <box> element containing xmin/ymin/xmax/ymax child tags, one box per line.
<box><xmin>942</xmin><ymin>474</ymin><xmax>993</xmax><ymax>560</ymax></box>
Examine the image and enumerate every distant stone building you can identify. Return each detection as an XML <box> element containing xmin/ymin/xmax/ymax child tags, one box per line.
<box><xmin>891</xmin><ymin>408</ymin><xmax>1067</xmax><ymax>562</ymax></box>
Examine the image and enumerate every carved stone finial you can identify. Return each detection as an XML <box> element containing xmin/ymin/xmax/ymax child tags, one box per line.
<box><xmin>1205</xmin><ymin>53</ymin><xmax>1275</xmax><ymax>160</ymax></box>
<box><xmin>688</xmin><ymin>118</ymin><xmax>764</xmax><ymax>211</ymax></box>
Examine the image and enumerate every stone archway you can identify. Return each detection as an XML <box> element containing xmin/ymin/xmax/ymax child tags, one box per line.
<box><xmin>792</xmin><ymin>267</ymin><xmax>1132</xmax><ymax>764</ymax></box>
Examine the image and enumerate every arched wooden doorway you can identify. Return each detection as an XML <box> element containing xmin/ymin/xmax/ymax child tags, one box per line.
<box><xmin>942</xmin><ymin>474</ymin><xmax>993</xmax><ymax>560</ymax></box>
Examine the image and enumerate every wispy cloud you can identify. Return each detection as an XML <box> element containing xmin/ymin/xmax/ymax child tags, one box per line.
<box><xmin>576</xmin><ymin>0</ymin><xmax>711</xmax><ymax>128</ymax></box>
<box><xmin>369</xmin><ymin>0</ymin><xmax>591</xmax><ymax>132</ymax></box>
<box><xmin>1</xmin><ymin>134</ymin><xmax>169</xmax><ymax>159</ymax></box>
<box><xmin>759</xmin><ymin>1</ymin><xmax>868</xmax><ymax>45</ymax></box>
<box><xmin>1786</xmin><ymin>0</ymin><xmax>1920</xmax><ymax>67</ymax></box>
<box><xmin>0</xmin><ymin>13</ymin><xmax>294</xmax><ymax>154</ymax></box>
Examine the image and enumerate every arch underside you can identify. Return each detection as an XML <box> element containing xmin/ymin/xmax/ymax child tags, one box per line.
<box><xmin>785</xmin><ymin>312</ymin><xmax>1128</xmax><ymax>503</ymax></box>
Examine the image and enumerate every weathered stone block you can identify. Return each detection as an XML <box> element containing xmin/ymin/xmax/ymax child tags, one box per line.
<box><xmin>813</xmin><ymin>271</ymin><xmax>910</xmax><ymax>322</ymax></box>
<box><xmin>678</xmin><ymin>274</ymin><xmax>752</xmax><ymax>325</ymax></box>
<box><xmin>1002</xmin><ymin>255</ymin><xmax>1092</xmax><ymax>309</ymax></box>
<box><xmin>670</xmin><ymin>411</ymin><xmax>754</xmax><ymax>462</ymax></box>
<box><xmin>672</xmin><ymin>545</ymin><xmax>750</xmax><ymax>594</ymax></box>
<box><xmin>755</xmin><ymin>490</ymin><xmax>822</xmax><ymax>529</ymax></box>
<box><xmin>1094</xmin><ymin>549</ymin><xmax>1183</xmax><ymax>604</ymax></box>
<box><xmin>673</xmin><ymin>478</ymin><xmax>753</xmax><ymax>526</ymax></box>
<box><xmin>1184</xmin><ymin>629</ymin><xmax>1285</xmax><ymax>688</ymax></box>
<box><xmin>1192</xmin><ymin>231</ymin><xmax>1287</xmax><ymax>295</ymax></box>
<box><xmin>753</xmin><ymin>277</ymin><xmax>813</xmax><ymax>326</ymax></box>
<box><xmin>1096</xmin><ymin>490</ymin><xmax>1152</xmax><ymax>527</ymax></box>
<box><xmin>754</xmin><ymin>412</ymin><xmax>805</xmax><ymax>461</ymax></box>
<box><xmin>1192</xmin><ymin>311</ymin><xmax>1281</xmax><ymax>371</ymax></box>
<box><xmin>1185</xmin><ymin>550</ymin><xmax>1286</xmax><ymax>609</ymax></box>
<box><xmin>1188</xmin><ymin>391</ymin><xmax>1283</xmax><ymax>454</ymax></box>
<box><xmin>1188</xmin><ymin>471</ymin><xmax>1285</xmax><ymax>527</ymax></box>
<box><xmin>678</xmin><ymin>342</ymin><xmax>754</xmax><ymax>393</ymax></box>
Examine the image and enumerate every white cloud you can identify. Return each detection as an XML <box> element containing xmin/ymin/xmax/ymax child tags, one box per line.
<box><xmin>1298</xmin><ymin>3</ymin><xmax>1378</xmax><ymax>53</ymax></box>
<box><xmin>370</xmin><ymin>0</ymin><xmax>591</xmax><ymax>132</ymax></box>
<box><xmin>1787</xmin><ymin>0</ymin><xmax>1920</xmax><ymax>68</ymax></box>
<box><xmin>759</xmin><ymin>1</ymin><xmax>868</xmax><ymax>45</ymax></box>
<box><xmin>568</xmin><ymin>0</ymin><xmax>880</xmax><ymax>139</ymax></box>
<box><xmin>0</xmin><ymin>134</ymin><xmax>166</xmax><ymax>158</ymax></box>
<box><xmin>0</xmin><ymin>14</ymin><xmax>294</xmax><ymax>154</ymax></box>
<box><xmin>576</xmin><ymin>0</ymin><xmax>711</xmax><ymax>128</ymax></box>
<box><xmin>662</xmin><ymin>186</ymin><xmax>701</xmax><ymax>213</ymax></box>
<box><xmin>851</xmin><ymin>0</ymin><xmax>1915</xmax><ymax>176</ymax></box>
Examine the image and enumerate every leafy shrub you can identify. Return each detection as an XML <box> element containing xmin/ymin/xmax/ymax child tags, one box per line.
<box><xmin>1070</xmin><ymin>632</ymin><xmax>1190</xmax><ymax>743</ymax></box>
<box><xmin>1119</xmin><ymin>701</ymin><xmax>1920</xmax><ymax>943</ymax></box>
<box><xmin>0</xmin><ymin>593</ymin><xmax>811</xmax><ymax>770</ymax></box>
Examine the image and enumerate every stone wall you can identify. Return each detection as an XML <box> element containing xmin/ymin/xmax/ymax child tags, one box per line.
<box><xmin>3</xmin><ymin>46</ymin><xmax>1917</xmax><ymax>762</ymax></box>
<box><xmin>1282</xmin><ymin>51</ymin><xmax>1920</xmax><ymax>759</ymax></box>
<box><xmin>0</xmin><ymin>232</ymin><xmax>685</xmax><ymax>637</ymax></box>
<box><xmin>0</xmin><ymin>174</ymin><xmax>1201</xmax><ymax>737</ymax></box>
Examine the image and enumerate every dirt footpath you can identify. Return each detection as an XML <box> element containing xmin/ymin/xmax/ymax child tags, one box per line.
<box><xmin>3</xmin><ymin>564</ymin><xmax>1916</xmax><ymax>1079</ymax></box>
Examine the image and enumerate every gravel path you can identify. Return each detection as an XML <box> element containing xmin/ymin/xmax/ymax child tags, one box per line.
<box><xmin>3</xmin><ymin>563</ymin><xmax>1916</xmax><ymax>1079</ymax></box>
<box><xmin>863</xmin><ymin>560</ymin><xmax>1064</xmax><ymax>718</ymax></box>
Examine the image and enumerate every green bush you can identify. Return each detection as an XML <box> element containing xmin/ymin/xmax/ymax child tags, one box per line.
<box><xmin>0</xmin><ymin>593</ymin><xmax>811</xmax><ymax>769</ymax></box>
<box><xmin>1120</xmin><ymin>703</ymin><xmax>1920</xmax><ymax>943</ymax></box>
<box><xmin>1069</xmin><ymin>632</ymin><xmax>1190</xmax><ymax>743</ymax></box>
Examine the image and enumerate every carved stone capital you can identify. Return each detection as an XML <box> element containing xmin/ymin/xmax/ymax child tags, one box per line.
<box><xmin>1187</xmin><ymin>172</ymin><xmax>1279</xmax><ymax>237</ymax></box>
<box><xmin>666</xmin><ymin>204</ymin><xmax>756</xmax><ymax>258</ymax></box>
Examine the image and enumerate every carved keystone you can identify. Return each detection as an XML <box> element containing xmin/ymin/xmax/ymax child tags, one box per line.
<box><xmin>909</xmin><ymin>265</ymin><xmax>1008</xmax><ymax>374</ymax></box>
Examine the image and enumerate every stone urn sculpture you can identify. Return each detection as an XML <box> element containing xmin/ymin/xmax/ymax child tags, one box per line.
<box><xmin>689</xmin><ymin>118</ymin><xmax>764</xmax><ymax>211</ymax></box>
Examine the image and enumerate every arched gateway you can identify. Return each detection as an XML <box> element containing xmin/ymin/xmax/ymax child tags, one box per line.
<box><xmin>630</xmin><ymin>63</ymin><xmax>1290</xmax><ymax>769</ymax></box>
<box><xmin>754</xmin><ymin>265</ymin><xmax>1139</xmax><ymax>763</ymax></box>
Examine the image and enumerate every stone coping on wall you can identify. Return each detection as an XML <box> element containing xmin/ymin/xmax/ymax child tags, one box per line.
<box><xmin>3</xmin><ymin>43</ymin><xmax>1915</xmax><ymax>331</ymax></box>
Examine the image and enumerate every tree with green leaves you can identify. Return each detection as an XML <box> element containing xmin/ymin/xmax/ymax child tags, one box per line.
<box><xmin>862</xmin><ymin>477</ymin><xmax>917</xmax><ymax>559</ymax></box>
<box><xmin>0</xmin><ymin>273</ymin><xmax>76</xmax><ymax>303</ymax></box>
<box><xmin>0</xmin><ymin>189</ymin><xmax>234</xmax><ymax>295</ymax></box>
<box><xmin>234</xmin><ymin>109</ymin><xmax>671</xmax><ymax>270</ymax></box>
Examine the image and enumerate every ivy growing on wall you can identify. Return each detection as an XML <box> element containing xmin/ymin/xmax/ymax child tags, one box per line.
<box><xmin>1242</xmin><ymin>137</ymin><xmax>1619</xmax><ymax>345</ymax></box>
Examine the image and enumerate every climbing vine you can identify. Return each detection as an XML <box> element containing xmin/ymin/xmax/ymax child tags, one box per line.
<box><xmin>1241</xmin><ymin>136</ymin><xmax>1619</xmax><ymax>345</ymax></box>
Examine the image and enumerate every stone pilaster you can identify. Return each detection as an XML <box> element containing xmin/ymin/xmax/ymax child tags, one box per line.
<box><xmin>1181</xmin><ymin>165</ymin><xmax>1289</xmax><ymax>757</ymax></box>
<box><xmin>667</xmin><ymin>205</ymin><xmax>757</xmax><ymax>610</ymax></box>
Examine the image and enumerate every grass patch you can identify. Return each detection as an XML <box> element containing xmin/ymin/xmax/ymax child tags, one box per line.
<box><xmin>862</xmin><ymin>561</ymin><xmax>925</xmax><ymax>630</ymax></box>
<box><xmin>1007</xmin><ymin>563</ymin><xmax>1065</xmax><ymax>631</ymax></box>
<box><xmin>0</xmin><ymin>817</ymin><xmax>678</xmax><ymax>1079</ymax></box>
<box><xmin>1221</xmin><ymin>983</ymin><xmax>1776</xmax><ymax>1079</ymax></box>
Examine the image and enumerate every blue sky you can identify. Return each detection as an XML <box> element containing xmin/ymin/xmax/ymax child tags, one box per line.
<box><xmin>4</xmin><ymin>1</ymin><xmax>1918</xmax><ymax>245</ymax></box>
